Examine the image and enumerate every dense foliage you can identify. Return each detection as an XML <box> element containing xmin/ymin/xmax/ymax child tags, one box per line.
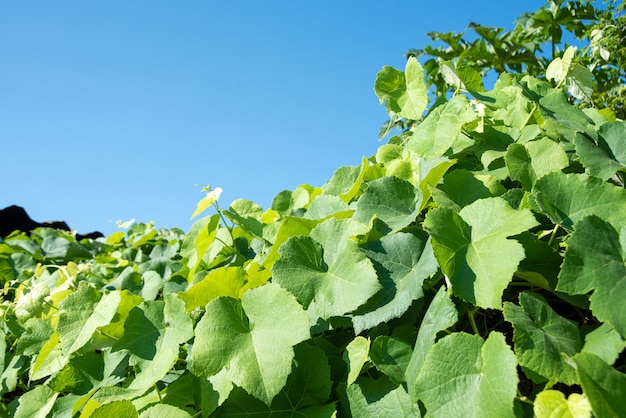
<box><xmin>1</xmin><ymin>1</ymin><xmax>625</xmax><ymax>417</ymax></box>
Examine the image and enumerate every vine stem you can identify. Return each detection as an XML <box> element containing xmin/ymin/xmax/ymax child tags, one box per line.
<box><xmin>468</xmin><ymin>308</ymin><xmax>481</xmax><ymax>336</ymax></box>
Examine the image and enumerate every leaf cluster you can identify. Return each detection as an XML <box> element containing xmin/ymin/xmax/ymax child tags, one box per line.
<box><xmin>1</xmin><ymin>1</ymin><xmax>626</xmax><ymax>417</ymax></box>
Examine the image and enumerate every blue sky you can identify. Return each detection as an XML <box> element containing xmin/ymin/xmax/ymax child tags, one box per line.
<box><xmin>1</xmin><ymin>1</ymin><xmax>547</xmax><ymax>236</ymax></box>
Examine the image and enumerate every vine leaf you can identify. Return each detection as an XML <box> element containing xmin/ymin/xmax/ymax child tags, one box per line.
<box><xmin>189</xmin><ymin>283</ymin><xmax>310</xmax><ymax>405</ymax></box>
<box><xmin>503</xmin><ymin>292</ymin><xmax>581</xmax><ymax>385</ymax></box>
<box><xmin>272</xmin><ymin>218</ymin><xmax>380</xmax><ymax>320</ymax></box>
<box><xmin>557</xmin><ymin>216</ymin><xmax>626</xmax><ymax>339</ymax></box>
<box><xmin>424</xmin><ymin>197</ymin><xmax>538</xmax><ymax>309</ymax></box>
<box><xmin>414</xmin><ymin>332</ymin><xmax>518</xmax><ymax>418</ymax></box>
<box><xmin>352</xmin><ymin>232</ymin><xmax>438</xmax><ymax>334</ymax></box>
<box><xmin>573</xmin><ymin>352</ymin><xmax>626</xmax><ymax>418</ymax></box>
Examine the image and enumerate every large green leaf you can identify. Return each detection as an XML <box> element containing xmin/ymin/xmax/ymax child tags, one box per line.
<box><xmin>424</xmin><ymin>197</ymin><xmax>538</xmax><ymax>309</ymax></box>
<box><xmin>272</xmin><ymin>218</ymin><xmax>380</xmax><ymax>320</ymax></box>
<box><xmin>505</xmin><ymin>137</ymin><xmax>569</xmax><ymax>190</ymax></box>
<box><xmin>57</xmin><ymin>286</ymin><xmax>120</xmax><ymax>356</ymax></box>
<box><xmin>407</xmin><ymin>94</ymin><xmax>476</xmax><ymax>158</ymax></box>
<box><xmin>14</xmin><ymin>385</ymin><xmax>58</xmax><ymax>418</ymax></box>
<box><xmin>503</xmin><ymin>292</ymin><xmax>581</xmax><ymax>385</ymax></box>
<box><xmin>573</xmin><ymin>352</ymin><xmax>626</xmax><ymax>418</ymax></box>
<box><xmin>557</xmin><ymin>216</ymin><xmax>626</xmax><ymax>338</ymax></box>
<box><xmin>353</xmin><ymin>176</ymin><xmax>422</xmax><ymax>231</ymax></box>
<box><xmin>189</xmin><ymin>282</ymin><xmax>310</xmax><ymax>405</ymax></box>
<box><xmin>215</xmin><ymin>343</ymin><xmax>334</xmax><ymax>416</ymax></box>
<box><xmin>352</xmin><ymin>232</ymin><xmax>437</xmax><ymax>334</ymax></box>
<box><xmin>125</xmin><ymin>294</ymin><xmax>193</xmax><ymax>390</ymax></box>
<box><xmin>414</xmin><ymin>332</ymin><xmax>518</xmax><ymax>418</ymax></box>
<box><xmin>531</xmin><ymin>173</ymin><xmax>626</xmax><ymax>231</ymax></box>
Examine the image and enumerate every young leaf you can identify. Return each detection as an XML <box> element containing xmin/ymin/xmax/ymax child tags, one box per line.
<box><xmin>533</xmin><ymin>390</ymin><xmax>591</xmax><ymax>418</ymax></box>
<box><xmin>424</xmin><ymin>197</ymin><xmax>538</xmax><ymax>309</ymax></box>
<box><xmin>414</xmin><ymin>332</ymin><xmax>518</xmax><ymax>418</ymax></box>
<box><xmin>189</xmin><ymin>282</ymin><xmax>310</xmax><ymax>405</ymax></box>
<box><xmin>503</xmin><ymin>292</ymin><xmax>581</xmax><ymax>385</ymax></box>
<box><xmin>344</xmin><ymin>336</ymin><xmax>370</xmax><ymax>386</ymax></box>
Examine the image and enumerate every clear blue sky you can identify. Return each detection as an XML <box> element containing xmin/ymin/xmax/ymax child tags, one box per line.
<box><xmin>1</xmin><ymin>1</ymin><xmax>547</xmax><ymax>236</ymax></box>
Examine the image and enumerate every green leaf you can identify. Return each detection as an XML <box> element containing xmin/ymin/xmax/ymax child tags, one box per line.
<box><xmin>531</xmin><ymin>172</ymin><xmax>626</xmax><ymax>231</ymax></box>
<box><xmin>189</xmin><ymin>282</ymin><xmax>310</xmax><ymax>405</ymax></box>
<box><xmin>581</xmin><ymin>323</ymin><xmax>626</xmax><ymax>366</ymax></box>
<box><xmin>344</xmin><ymin>336</ymin><xmax>370</xmax><ymax>386</ymax></box>
<box><xmin>14</xmin><ymin>385</ymin><xmax>58</xmax><ymax>418</ymax></box>
<box><xmin>321</xmin><ymin>158</ymin><xmax>368</xmax><ymax>203</ymax></box>
<box><xmin>407</xmin><ymin>94</ymin><xmax>476</xmax><ymax>158</ymax></box>
<box><xmin>369</xmin><ymin>336</ymin><xmax>412</xmax><ymax>385</ymax></box>
<box><xmin>346</xmin><ymin>376</ymin><xmax>414</xmax><ymax>418</ymax></box>
<box><xmin>15</xmin><ymin>281</ymin><xmax>49</xmax><ymax>322</ymax></box>
<box><xmin>505</xmin><ymin>138</ymin><xmax>569</xmax><ymax>190</ymax></box>
<box><xmin>215</xmin><ymin>343</ymin><xmax>334</xmax><ymax>416</ymax></box>
<box><xmin>432</xmin><ymin>169</ymin><xmax>506</xmax><ymax>210</ymax></box>
<box><xmin>503</xmin><ymin>292</ymin><xmax>581</xmax><ymax>385</ymax></box>
<box><xmin>352</xmin><ymin>232</ymin><xmax>437</xmax><ymax>334</ymax></box>
<box><xmin>565</xmin><ymin>64</ymin><xmax>594</xmax><ymax>101</ymax></box>
<box><xmin>57</xmin><ymin>286</ymin><xmax>120</xmax><ymax>356</ymax></box>
<box><xmin>557</xmin><ymin>216</ymin><xmax>626</xmax><ymax>338</ymax></box>
<box><xmin>573</xmin><ymin>352</ymin><xmax>626</xmax><ymax>418</ymax></box>
<box><xmin>546</xmin><ymin>46</ymin><xmax>576</xmax><ymax>86</ymax></box>
<box><xmin>440</xmin><ymin>60</ymin><xmax>483</xmax><ymax>92</ymax></box>
<box><xmin>272</xmin><ymin>218</ymin><xmax>380</xmax><ymax>320</ymax></box>
<box><xmin>414</xmin><ymin>332</ymin><xmax>518</xmax><ymax>418</ymax></box>
<box><xmin>127</xmin><ymin>294</ymin><xmax>193</xmax><ymax>390</ymax></box>
<box><xmin>91</xmin><ymin>400</ymin><xmax>139</xmax><ymax>418</ymax></box>
<box><xmin>191</xmin><ymin>187</ymin><xmax>222</xmax><ymax>219</ymax></box>
<box><xmin>401</xmin><ymin>57</ymin><xmax>429</xmax><ymax>120</ymax></box>
<box><xmin>181</xmin><ymin>214</ymin><xmax>220</xmax><ymax>281</ymax></box>
<box><xmin>180</xmin><ymin>266</ymin><xmax>248</xmax><ymax>311</ymax></box>
<box><xmin>533</xmin><ymin>390</ymin><xmax>591</xmax><ymax>418</ymax></box>
<box><xmin>139</xmin><ymin>404</ymin><xmax>191</xmax><ymax>418</ymax></box>
<box><xmin>374</xmin><ymin>57</ymin><xmax>428</xmax><ymax>120</ymax></box>
<box><xmin>353</xmin><ymin>176</ymin><xmax>422</xmax><ymax>231</ymax></box>
<box><xmin>405</xmin><ymin>287</ymin><xmax>458</xmax><ymax>400</ymax></box>
<box><xmin>424</xmin><ymin>197</ymin><xmax>538</xmax><ymax>309</ymax></box>
<box><xmin>574</xmin><ymin>121</ymin><xmax>626</xmax><ymax>181</ymax></box>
